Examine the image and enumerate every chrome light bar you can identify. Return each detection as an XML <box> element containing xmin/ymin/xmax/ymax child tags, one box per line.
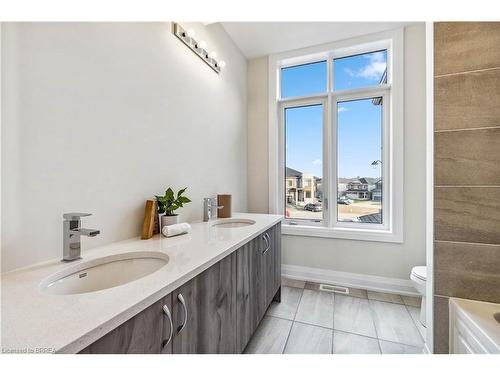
<box><xmin>172</xmin><ymin>22</ymin><xmax>224</xmax><ymax>74</ymax></box>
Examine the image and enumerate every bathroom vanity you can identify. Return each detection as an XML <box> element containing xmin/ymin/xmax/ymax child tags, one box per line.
<box><xmin>449</xmin><ymin>298</ymin><xmax>500</xmax><ymax>354</ymax></box>
<box><xmin>1</xmin><ymin>213</ymin><xmax>282</xmax><ymax>354</ymax></box>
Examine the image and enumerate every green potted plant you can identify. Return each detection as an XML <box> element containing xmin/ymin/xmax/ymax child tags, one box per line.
<box><xmin>156</xmin><ymin>187</ymin><xmax>191</xmax><ymax>228</ymax></box>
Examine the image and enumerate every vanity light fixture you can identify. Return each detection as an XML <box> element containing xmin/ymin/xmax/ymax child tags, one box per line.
<box><xmin>172</xmin><ymin>22</ymin><xmax>225</xmax><ymax>74</ymax></box>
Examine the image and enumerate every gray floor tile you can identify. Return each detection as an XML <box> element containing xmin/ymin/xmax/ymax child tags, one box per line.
<box><xmin>304</xmin><ymin>281</ymin><xmax>321</xmax><ymax>291</ymax></box>
<box><xmin>244</xmin><ymin>316</ymin><xmax>292</xmax><ymax>354</ymax></box>
<box><xmin>379</xmin><ymin>340</ymin><xmax>423</xmax><ymax>354</ymax></box>
<box><xmin>284</xmin><ymin>322</ymin><xmax>333</xmax><ymax>354</ymax></box>
<box><xmin>345</xmin><ymin>287</ymin><xmax>368</xmax><ymax>299</ymax></box>
<box><xmin>401</xmin><ymin>295</ymin><xmax>421</xmax><ymax>307</ymax></box>
<box><xmin>333</xmin><ymin>331</ymin><xmax>380</xmax><ymax>354</ymax></box>
<box><xmin>407</xmin><ymin>305</ymin><xmax>426</xmax><ymax>340</ymax></box>
<box><xmin>369</xmin><ymin>300</ymin><xmax>424</xmax><ymax>347</ymax></box>
<box><xmin>334</xmin><ymin>295</ymin><xmax>377</xmax><ymax>338</ymax></box>
<box><xmin>282</xmin><ymin>277</ymin><xmax>306</xmax><ymax>289</ymax></box>
<box><xmin>367</xmin><ymin>291</ymin><xmax>404</xmax><ymax>304</ymax></box>
<box><xmin>304</xmin><ymin>282</ymin><xmax>367</xmax><ymax>299</ymax></box>
<box><xmin>294</xmin><ymin>289</ymin><xmax>334</xmax><ymax>328</ymax></box>
<box><xmin>266</xmin><ymin>286</ymin><xmax>303</xmax><ymax>320</ymax></box>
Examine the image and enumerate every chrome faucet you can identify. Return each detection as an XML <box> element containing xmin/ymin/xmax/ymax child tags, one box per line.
<box><xmin>203</xmin><ymin>198</ymin><xmax>223</xmax><ymax>222</ymax></box>
<box><xmin>62</xmin><ymin>213</ymin><xmax>100</xmax><ymax>262</ymax></box>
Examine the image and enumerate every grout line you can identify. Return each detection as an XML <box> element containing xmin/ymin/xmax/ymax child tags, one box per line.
<box><xmin>292</xmin><ymin>288</ymin><xmax>304</xmax><ymax>321</ymax></box>
<box><xmin>281</xmin><ymin>288</ymin><xmax>304</xmax><ymax>354</ymax></box>
<box><xmin>367</xmin><ymin>297</ymin><xmax>406</xmax><ymax>306</ymax></box>
<box><xmin>434</xmin><ymin>239</ymin><xmax>500</xmax><ymax>247</ymax></box>
<box><xmin>378</xmin><ymin>338</ymin><xmax>423</xmax><ymax>351</ymax></box>
<box><xmin>333</xmin><ymin>328</ymin><xmax>377</xmax><ymax>342</ymax></box>
<box><xmin>434</xmin><ymin>294</ymin><xmax>451</xmax><ymax>299</ymax></box>
<box><xmin>404</xmin><ymin>304</ymin><xmax>426</xmax><ymax>343</ymax></box>
<box><xmin>332</xmin><ymin>290</ymin><xmax>335</xmax><ymax>354</ymax></box>
<box><xmin>434</xmin><ymin>124</ymin><xmax>500</xmax><ymax>133</ymax></box>
<box><xmin>271</xmin><ymin>315</ymin><xmax>334</xmax><ymax>331</ymax></box>
<box><xmin>367</xmin><ymin>298</ymin><xmax>383</xmax><ymax>354</ymax></box>
<box><xmin>434</xmin><ymin>65</ymin><xmax>500</xmax><ymax>78</ymax></box>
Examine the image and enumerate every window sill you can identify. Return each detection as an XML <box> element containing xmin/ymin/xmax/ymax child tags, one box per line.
<box><xmin>282</xmin><ymin>223</ymin><xmax>403</xmax><ymax>243</ymax></box>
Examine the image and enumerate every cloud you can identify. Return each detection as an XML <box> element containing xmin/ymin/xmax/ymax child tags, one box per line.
<box><xmin>344</xmin><ymin>51</ymin><xmax>386</xmax><ymax>81</ymax></box>
<box><xmin>312</xmin><ymin>159</ymin><xmax>322</xmax><ymax>166</ymax></box>
<box><xmin>338</xmin><ymin>106</ymin><xmax>349</xmax><ymax>113</ymax></box>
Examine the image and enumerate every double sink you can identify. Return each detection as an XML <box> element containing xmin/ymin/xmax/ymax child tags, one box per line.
<box><xmin>41</xmin><ymin>218</ymin><xmax>255</xmax><ymax>296</ymax></box>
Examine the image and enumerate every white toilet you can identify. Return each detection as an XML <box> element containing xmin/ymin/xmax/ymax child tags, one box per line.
<box><xmin>410</xmin><ymin>266</ymin><xmax>427</xmax><ymax>327</ymax></box>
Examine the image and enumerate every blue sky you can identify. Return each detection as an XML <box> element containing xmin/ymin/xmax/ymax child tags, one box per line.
<box><xmin>283</xmin><ymin>51</ymin><xmax>386</xmax><ymax>179</ymax></box>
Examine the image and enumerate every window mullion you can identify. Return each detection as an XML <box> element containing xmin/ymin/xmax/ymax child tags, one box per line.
<box><xmin>330</xmin><ymin>93</ymin><xmax>338</xmax><ymax>227</ymax></box>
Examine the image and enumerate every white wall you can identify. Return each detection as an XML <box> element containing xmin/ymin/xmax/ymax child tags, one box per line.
<box><xmin>247</xmin><ymin>24</ymin><xmax>426</xmax><ymax>280</ymax></box>
<box><xmin>247</xmin><ymin>58</ymin><xmax>269</xmax><ymax>213</ymax></box>
<box><xmin>1</xmin><ymin>22</ymin><xmax>248</xmax><ymax>272</ymax></box>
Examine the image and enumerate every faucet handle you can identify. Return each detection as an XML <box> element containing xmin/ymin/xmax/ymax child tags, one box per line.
<box><xmin>63</xmin><ymin>212</ymin><xmax>92</xmax><ymax>220</ymax></box>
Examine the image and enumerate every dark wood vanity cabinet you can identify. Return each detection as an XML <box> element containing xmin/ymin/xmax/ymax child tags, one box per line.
<box><xmin>235</xmin><ymin>224</ymin><xmax>281</xmax><ymax>352</ymax></box>
<box><xmin>265</xmin><ymin>222</ymin><xmax>282</xmax><ymax>305</ymax></box>
<box><xmin>171</xmin><ymin>253</ymin><xmax>236</xmax><ymax>354</ymax></box>
<box><xmin>79</xmin><ymin>222</ymin><xmax>281</xmax><ymax>354</ymax></box>
<box><xmin>79</xmin><ymin>294</ymin><xmax>172</xmax><ymax>354</ymax></box>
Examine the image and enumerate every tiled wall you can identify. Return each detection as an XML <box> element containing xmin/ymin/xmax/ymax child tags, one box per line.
<box><xmin>433</xmin><ymin>22</ymin><xmax>500</xmax><ymax>354</ymax></box>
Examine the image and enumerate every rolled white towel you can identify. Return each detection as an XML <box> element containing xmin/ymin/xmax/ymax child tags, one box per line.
<box><xmin>162</xmin><ymin>222</ymin><xmax>191</xmax><ymax>238</ymax></box>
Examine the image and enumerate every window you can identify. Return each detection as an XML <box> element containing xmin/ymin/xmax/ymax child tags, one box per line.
<box><xmin>284</xmin><ymin>104</ymin><xmax>323</xmax><ymax>221</ymax></box>
<box><xmin>270</xmin><ymin>29</ymin><xmax>404</xmax><ymax>242</ymax></box>
<box><xmin>281</xmin><ymin>61</ymin><xmax>327</xmax><ymax>98</ymax></box>
<box><xmin>333</xmin><ymin>50</ymin><xmax>387</xmax><ymax>91</ymax></box>
<box><xmin>337</xmin><ymin>97</ymin><xmax>383</xmax><ymax>224</ymax></box>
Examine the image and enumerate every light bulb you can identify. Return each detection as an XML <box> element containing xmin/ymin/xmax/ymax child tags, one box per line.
<box><xmin>198</xmin><ymin>40</ymin><xmax>207</xmax><ymax>49</ymax></box>
<box><xmin>186</xmin><ymin>29</ymin><xmax>196</xmax><ymax>38</ymax></box>
<box><xmin>219</xmin><ymin>60</ymin><xmax>226</xmax><ymax>68</ymax></box>
<box><xmin>208</xmin><ymin>51</ymin><xmax>217</xmax><ymax>59</ymax></box>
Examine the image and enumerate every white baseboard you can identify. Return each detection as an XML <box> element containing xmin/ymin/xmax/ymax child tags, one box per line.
<box><xmin>282</xmin><ymin>264</ymin><xmax>419</xmax><ymax>296</ymax></box>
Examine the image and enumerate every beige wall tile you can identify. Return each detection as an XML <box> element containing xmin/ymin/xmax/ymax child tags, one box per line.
<box><xmin>434</xmin><ymin>22</ymin><xmax>500</xmax><ymax>76</ymax></box>
<box><xmin>435</xmin><ymin>69</ymin><xmax>500</xmax><ymax>131</ymax></box>
<box><xmin>435</xmin><ymin>128</ymin><xmax>500</xmax><ymax>185</ymax></box>
<box><xmin>435</xmin><ymin>241</ymin><xmax>500</xmax><ymax>303</ymax></box>
<box><xmin>434</xmin><ymin>187</ymin><xmax>500</xmax><ymax>244</ymax></box>
<box><xmin>433</xmin><ymin>296</ymin><xmax>450</xmax><ymax>354</ymax></box>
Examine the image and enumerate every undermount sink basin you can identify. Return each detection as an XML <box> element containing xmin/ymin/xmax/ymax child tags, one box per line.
<box><xmin>212</xmin><ymin>218</ymin><xmax>256</xmax><ymax>228</ymax></box>
<box><xmin>40</xmin><ymin>251</ymin><xmax>169</xmax><ymax>295</ymax></box>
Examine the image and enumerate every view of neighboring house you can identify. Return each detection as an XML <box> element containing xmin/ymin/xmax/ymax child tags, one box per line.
<box><xmin>343</xmin><ymin>177</ymin><xmax>378</xmax><ymax>200</ymax></box>
<box><xmin>371</xmin><ymin>178</ymin><xmax>382</xmax><ymax>201</ymax></box>
<box><xmin>315</xmin><ymin>178</ymin><xmax>323</xmax><ymax>201</ymax></box>
<box><xmin>286</xmin><ymin>167</ymin><xmax>320</xmax><ymax>205</ymax></box>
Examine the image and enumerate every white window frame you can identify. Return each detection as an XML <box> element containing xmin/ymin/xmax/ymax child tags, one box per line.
<box><xmin>268</xmin><ymin>28</ymin><xmax>404</xmax><ymax>243</ymax></box>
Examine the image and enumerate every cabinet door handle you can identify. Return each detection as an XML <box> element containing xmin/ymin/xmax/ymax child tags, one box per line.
<box><xmin>262</xmin><ymin>233</ymin><xmax>270</xmax><ymax>255</ymax></box>
<box><xmin>162</xmin><ymin>304</ymin><xmax>173</xmax><ymax>349</ymax></box>
<box><xmin>177</xmin><ymin>293</ymin><xmax>188</xmax><ymax>334</ymax></box>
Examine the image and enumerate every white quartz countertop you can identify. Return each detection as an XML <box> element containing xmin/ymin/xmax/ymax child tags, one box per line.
<box><xmin>450</xmin><ymin>297</ymin><xmax>500</xmax><ymax>353</ymax></box>
<box><xmin>1</xmin><ymin>213</ymin><xmax>282</xmax><ymax>354</ymax></box>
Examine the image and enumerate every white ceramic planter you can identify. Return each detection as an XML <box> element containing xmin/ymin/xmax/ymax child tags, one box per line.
<box><xmin>161</xmin><ymin>214</ymin><xmax>179</xmax><ymax>228</ymax></box>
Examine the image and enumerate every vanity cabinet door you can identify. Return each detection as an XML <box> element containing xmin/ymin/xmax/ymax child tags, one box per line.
<box><xmin>236</xmin><ymin>223</ymin><xmax>281</xmax><ymax>353</ymax></box>
<box><xmin>235</xmin><ymin>234</ymin><xmax>266</xmax><ymax>352</ymax></box>
<box><xmin>265</xmin><ymin>223</ymin><xmax>281</xmax><ymax>305</ymax></box>
<box><xmin>171</xmin><ymin>253</ymin><xmax>237</xmax><ymax>354</ymax></box>
<box><xmin>79</xmin><ymin>294</ymin><xmax>173</xmax><ymax>354</ymax></box>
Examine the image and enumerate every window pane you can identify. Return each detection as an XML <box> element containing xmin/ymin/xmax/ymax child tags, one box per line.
<box><xmin>333</xmin><ymin>50</ymin><xmax>387</xmax><ymax>91</ymax></box>
<box><xmin>285</xmin><ymin>104</ymin><xmax>323</xmax><ymax>221</ymax></box>
<box><xmin>281</xmin><ymin>61</ymin><xmax>327</xmax><ymax>98</ymax></box>
<box><xmin>337</xmin><ymin>98</ymin><xmax>383</xmax><ymax>224</ymax></box>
